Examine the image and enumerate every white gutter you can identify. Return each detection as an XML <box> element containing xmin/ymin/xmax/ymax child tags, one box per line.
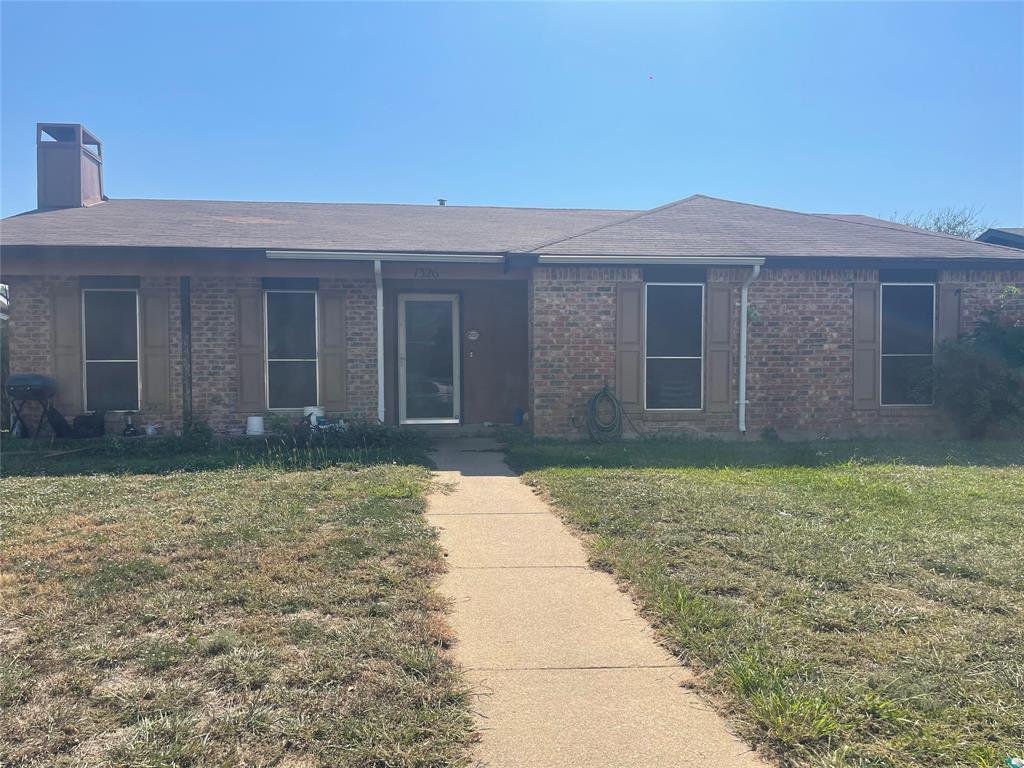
<box><xmin>268</xmin><ymin>250</ymin><xmax>503</xmax><ymax>263</ymax></box>
<box><xmin>534</xmin><ymin>255</ymin><xmax>766</xmax><ymax>266</ymax></box>
<box><xmin>374</xmin><ymin>260</ymin><xmax>385</xmax><ymax>424</ymax></box>
<box><xmin>737</xmin><ymin>264</ymin><xmax>761</xmax><ymax>434</ymax></box>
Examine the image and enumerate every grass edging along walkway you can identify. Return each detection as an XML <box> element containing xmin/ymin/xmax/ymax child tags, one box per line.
<box><xmin>0</xmin><ymin>439</ymin><xmax>476</xmax><ymax>767</ymax></box>
<box><xmin>507</xmin><ymin>437</ymin><xmax>1024</xmax><ymax>768</ymax></box>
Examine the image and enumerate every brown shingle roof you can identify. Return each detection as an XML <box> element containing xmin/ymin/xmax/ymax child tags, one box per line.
<box><xmin>0</xmin><ymin>198</ymin><xmax>634</xmax><ymax>253</ymax></box>
<box><xmin>2</xmin><ymin>194</ymin><xmax>1020</xmax><ymax>262</ymax></box>
<box><xmin>527</xmin><ymin>195</ymin><xmax>1023</xmax><ymax>260</ymax></box>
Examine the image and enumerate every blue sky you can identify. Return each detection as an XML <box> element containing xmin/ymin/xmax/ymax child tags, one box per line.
<box><xmin>2</xmin><ymin>2</ymin><xmax>1022</xmax><ymax>224</ymax></box>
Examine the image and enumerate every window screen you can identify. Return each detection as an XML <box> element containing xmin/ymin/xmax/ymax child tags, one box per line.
<box><xmin>880</xmin><ymin>284</ymin><xmax>934</xmax><ymax>406</ymax></box>
<box><xmin>266</xmin><ymin>291</ymin><xmax>318</xmax><ymax>409</ymax></box>
<box><xmin>645</xmin><ymin>284</ymin><xmax>703</xmax><ymax>409</ymax></box>
<box><xmin>83</xmin><ymin>290</ymin><xmax>139</xmax><ymax>411</ymax></box>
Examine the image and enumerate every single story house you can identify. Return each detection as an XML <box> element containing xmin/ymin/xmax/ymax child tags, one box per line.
<box><xmin>2</xmin><ymin>123</ymin><xmax>1023</xmax><ymax>439</ymax></box>
<box><xmin>977</xmin><ymin>227</ymin><xmax>1024</xmax><ymax>250</ymax></box>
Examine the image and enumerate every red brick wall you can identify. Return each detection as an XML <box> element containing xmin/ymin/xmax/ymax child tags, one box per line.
<box><xmin>744</xmin><ymin>268</ymin><xmax>871</xmax><ymax>436</ymax></box>
<box><xmin>7</xmin><ymin>275</ymin><xmax>377</xmax><ymax>436</ymax></box>
<box><xmin>190</xmin><ymin>276</ymin><xmax>253</xmax><ymax>433</ymax></box>
<box><xmin>530</xmin><ymin>266</ymin><xmax>740</xmax><ymax>438</ymax></box>
<box><xmin>322</xmin><ymin>277</ymin><xmax>378</xmax><ymax>424</ymax></box>
<box><xmin>530</xmin><ymin>265</ymin><xmax>1024</xmax><ymax>439</ymax></box>
<box><xmin>8</xmin><ymin>266</ymin><xmax>1022</xmax><ymax>440</ymax></box>
<box><xmin>142</xmin><ymin>276</ymin><xmax>184</xmax><ymax>434</ymax></box>
<box><xmin>7</xmin><ymin>275</ymin><xmax>67</xmax><ymax>381</ymax></box>
<box><xmin>942</xmin><ymin>270</ymin><xmax>1024</xmax><ymax>328</ymax></box>
<box><xmin>5</xmin><ymin>275</ymin><xmax>182</xmax><ymax>436</ymax></box>
<box><xmin>190</xmin><ymin>276</ymin><xmax>378</xmax><ymax>434</ymax></box>
<box><xmin>530</xmin><ymin>267</ymin><xmax>629</xmax><ymax>436</ymax></box>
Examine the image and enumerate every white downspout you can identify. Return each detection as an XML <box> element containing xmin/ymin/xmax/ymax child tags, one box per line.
<box><xmin>738</xmin><ymin>264</ymin><xmax>761</xmax><ymax>434</ymax></box>
<box><xmin>374</xmin><ymin>260</ymin><xmax>385</xmax><ymax>424</ymax></box>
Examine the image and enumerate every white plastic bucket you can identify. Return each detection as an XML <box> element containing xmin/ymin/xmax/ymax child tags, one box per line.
<box><xmin>246</xmin><ymin>416</ymin><xmax>265</xmax><ymax>435</ymax></box>
<box><xmin>302</xmin><ymin>406</ymin><xmax>326</xmax><ymax>425</ymax></box>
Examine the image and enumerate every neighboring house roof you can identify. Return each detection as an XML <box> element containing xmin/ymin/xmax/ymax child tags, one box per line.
<box><xmin>528</xmin><ymin>196</ymin><xmax>1022</xmax><ymax>260</ymax></box>
<box><xmin>0</xmin><ymin>199</ymin><xmax>634</xmax><ymax>254</ymax></box>
<box><xmin>977</xmin><ymin>227</ymin><xmax>1024</xmax><ymax>250</ymax></box>
<box><xmin>1</xmin><ymin>194</ymin><xmax>1021</xmax><ymax>262</ymax></box>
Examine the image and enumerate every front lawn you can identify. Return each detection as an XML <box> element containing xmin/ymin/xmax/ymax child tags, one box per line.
<box><xmin>0</xmin><ymin>442</ymin><xmax>474</xmax><ymax>767</ymax></box>
<box><xmin>510</xmin><ymin>437</ymin><xmax>1024</xmax><ymax>768</ymax></box>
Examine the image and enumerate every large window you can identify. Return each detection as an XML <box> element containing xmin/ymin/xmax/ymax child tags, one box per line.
<box><xmin>265</xmin><ymin>290</ymin><xmax>318</xmax><ymax>409</ymax></box>
<box><xmin>880</xmin><ymin>283</ymin><xmax>934</xmax><ymax>406</ymax></box>
<box><xmin>83</xmin><ymin>289</ymin><xmax>139</xmax><ymax>411</ymax></box>
<box><xmin>645</xmin><ymin>283</ymin><xmax>704</xmax><ymax>410</ymax></box>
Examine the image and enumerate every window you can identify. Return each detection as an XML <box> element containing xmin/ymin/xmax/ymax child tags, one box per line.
<box><xmin>83</xmin><ymin>289</ymin><xmax>139</xmax><ymax>411</ymax></box>
<box><xmin>645</xmin><ymin>283</ymin><xmax>703</xmax><ymax>410</ymax></box>
<box><xmin>265</xmin><ymin>290</ymin><xmax>318</xmax><ymax>409</ymax></box>
<box><xmin>880</xmin><ymin>283</ymin><xmax>935</xmax><ymax>406</ymax></box>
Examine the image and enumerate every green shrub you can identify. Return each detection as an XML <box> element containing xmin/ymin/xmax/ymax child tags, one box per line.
<box><xmin>180</xmin><ymin>420</ymin><xmax>214</xmax><ymax>452</ymax></box>
<box><xmin>973</xmin><ymin>309</ymin><xmax>1024</xmax><ymax>368</ymax></box>
<box><xmin>289</xmin><ymin>416</ymin><xmax>429</xmax><ymax>451</ymax></box>
<box><xmin>935</xmin><ymin>302</ymin><xmax>1024</xmax><ymax>438</ymax></box>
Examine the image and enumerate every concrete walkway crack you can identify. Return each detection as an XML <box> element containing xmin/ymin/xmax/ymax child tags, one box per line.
<box><xmin>467</xmin><ymin>663</ymin><xmax>682</xmax><ymax>672</ymax></box>
<box><xmin>427</xmin><ymin>437</ymin><xmax>769</xmax><ymax>767</ymax></box>
<box><xmin>451</xmin><ymin>565</ymin><xmax>588</xmax><ymax>570</ymax></box>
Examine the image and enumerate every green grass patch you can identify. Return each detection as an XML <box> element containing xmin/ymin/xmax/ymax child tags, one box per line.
<box><xmin>517</xmin><ymin>436</ymin><xmax>1024</xmax><ymax>767</ymax></box>
<box><xmin>0</xmin><ymin>443</ymin><xmax>474</xmax><ymax>767</ymax></box>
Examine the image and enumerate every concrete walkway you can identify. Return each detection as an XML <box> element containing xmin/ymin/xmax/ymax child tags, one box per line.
<box><xmin>426</xmin><ymin>438</ymin><xmax>767</xmax><ymax>768</ymax></box>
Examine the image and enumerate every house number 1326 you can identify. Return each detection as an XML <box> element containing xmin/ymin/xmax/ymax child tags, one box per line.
<box><xmin>414</xmin><ymin>267</ymin><xmax>440</xmax><ymax>279</ymax></box>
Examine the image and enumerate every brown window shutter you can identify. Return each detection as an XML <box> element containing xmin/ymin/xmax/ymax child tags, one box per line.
<box><xmin>318</xmin><ymin>290</ymin><xmax>347</xmax><ymax>412</ymax></box>
<box><xmin>140</xmin><ymin>288</ymin><xmax>171</xmax><ymax>413</ymax></box>
<box><xmin>51</xmin><ymin>286</ymin><xmax>83</xmax><ymax>414</ymax></box>
<box><xmin>852</xmin><ymin>283</ymin><xmax>879</xmax><ymax>410</ymax></box>
<box><xmin>937</xmin><ymin>283</ymin><xmax>963</xmax><ymax>342</ymax></box>
<box><xmin>705</xmin><ymin>282</ymin><xmax>733</xmax><ymax>413</ymax></box>
<box><xmin>616</xmin><ymin>282</ymin><xmax>643</xmax><ymax>412</ymax></box>
<box><xmin>236</xmin><ymin>289</ymin><xmax>265</xmax><ymax>412</ymax></box>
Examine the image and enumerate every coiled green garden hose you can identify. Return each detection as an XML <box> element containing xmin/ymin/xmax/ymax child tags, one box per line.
<box><xmin>586</xmin><ymin>385</ymin><xmax>624</xmax><ymax>442</ymax></box>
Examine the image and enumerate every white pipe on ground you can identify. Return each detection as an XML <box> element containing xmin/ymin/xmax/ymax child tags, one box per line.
<box><xmin>374</xmin><ymin>260</ymin><xmax>385</xmax><ymax>424</ymax></box>
<box><xmin>738</xmin><ymin>264</ymin><xmax>761</xmax><ymax>434</ymax></box>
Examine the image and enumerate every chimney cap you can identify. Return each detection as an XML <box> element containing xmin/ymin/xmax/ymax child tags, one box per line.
<box><xmin>38</xmin><ymin>123</ymin><xmax>102</xmax><ymax>154</ymax></box>
<box><xmin>437</xmin><ymin>198</ymin><xmax>447</xmax><ymax>206</ymax></box>
<box><xmin>36</xmin><ymin>122</ymin><xmax>105</xmax><ymax>209</ymax></box>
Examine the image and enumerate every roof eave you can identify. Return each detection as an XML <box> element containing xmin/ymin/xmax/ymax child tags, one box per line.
<box><xmin>527</xmin><ymin>254</ymin><xmax>766</xmax><ymax>266</ymax></box>
<box><xmin>267</xmin><ymin>249</ymin><xmax>506</xmax><ymax>263</ymax></box>
<box><xmin>529</xmin><ymin>252</ymin><xmax>1024</xmax><ymax>264</ymax></box>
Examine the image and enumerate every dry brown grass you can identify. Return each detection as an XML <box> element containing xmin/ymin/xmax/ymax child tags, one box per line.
<box><xmin>0</xmin><ymin>456</ymin><xmax>474</xmax><ymax>767</ymax></box>
<box><xmin>511</xmin><ymin>437</ymin><xmax>1024</xmax><ymax>768</ymax></box>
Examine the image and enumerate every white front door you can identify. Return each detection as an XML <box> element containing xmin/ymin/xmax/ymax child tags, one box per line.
<box><xmin>398</xmin><ymin>293</ymin><xmax>461</xmax><ymax>424</ymax></box>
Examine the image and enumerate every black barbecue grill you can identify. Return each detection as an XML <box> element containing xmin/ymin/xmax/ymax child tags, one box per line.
<box><xmin>5</xmin><ymin>374</ymin><xmax>58</xmax><ymax>438</ymax></box>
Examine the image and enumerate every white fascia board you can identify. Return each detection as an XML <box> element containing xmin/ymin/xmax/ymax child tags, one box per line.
<box><xmin>267</xmin><ymin>250</ymin><xmax>504</xmax><ymax>263</ymax></box>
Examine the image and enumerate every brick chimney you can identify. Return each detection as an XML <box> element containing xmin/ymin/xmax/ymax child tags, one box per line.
<box><xmin>36</xmin><ymin>123</ymin><xmax>105</xmax><ymax>209</ymax></box>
